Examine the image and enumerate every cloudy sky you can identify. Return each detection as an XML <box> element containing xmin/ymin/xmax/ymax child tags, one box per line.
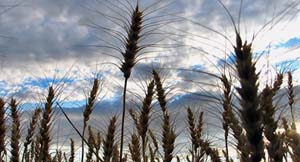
<box><xmin>0</xmin><ymin>0</ymin><xmax>299</xmax><ymax>117</ymax></box>
<box><xmin>1</xmin><ymin>0</ymin><xmax>300</xmax><ymax>157</ymax></box>
<box><xmin>0</xmin><ymin>0</ymin><xmax>299</xmax><ymax>107</ymax></box>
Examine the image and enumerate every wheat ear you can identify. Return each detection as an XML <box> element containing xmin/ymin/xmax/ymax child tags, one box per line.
<box><xmin>285</xmin><ymin>129</ymin><xmax>300</xmax><ymax>161</ymax></box>
<box><xmin>82</xmin><ymin>78</ymin><xmax>99</xmax><ymax>162</ymax></box>
<box><xmin>234</xmin><ymin>33</ymin><xmax>264</xmax><ymax>162</ymax></box>
<box><xmin>103</xmin><ymin>116</ymin><xmax>117</xmax><ymax>162</ymax></box>
<box><xmin>261</xmin><ymin>74</ymin><xmax>284</xmax><ymax>162</ymax></box>
<box><xmin>0</xmin><ymin>98</ymin><xmax>5</xmax><ymax>160</ymax></box>
<box><xmin>220</xmin><ymin>75</ymin><xmax>231</xmax><ymax>162</ymax></box>
<box><xmin>129</xmin><ymin>80</ymin><xmax>154</xmax><ymax>162</ymax></box>
<box><xmin>153</xmin><ymin>70</ymin><xmax>176</xmax><ymax>162</ymax></box>
<box><xmin>287</xmin><ymin>72</ymin><xmax>296</xmax><ymax>130</ymax></box>
<box><xmin>39</xmin><ymin>86</ymin><xmax>55</xmax><ymax>162</ymax></box>
<box><xmin>128</xmin><ymin>134</ymin><xmax>141</xmax><ymax>162</ymax></box>
<box><xmin>86</xmin><ymin>126</ymin><xmax>96</xmax><ymax>162</ymax></box>
<box><xmin>119</xmin><ymin>4</ymin><xmax>143</xmax><ymax>161</ymax></box>
<box><xmin>22</xmin><ymin>108</ymin><xmax>42</xmax><ymax>162</ymax></box>
<box><xmin>95</xmin><ymin>131</ymin><xmax>102</xmax><ymax>162</ymax></box>
<box><xmin>148</xmin><ymin>129</ymin><xmax>158</xmax><ymax>162</ymax></box>
<box><xmin>10</xmin><ymin>98</ymin><xmax>20</xmax><ymax>162</ymax></box>
<box><xmin>220</xmin><ymin>75</ymin><xmax>249</xmax><ymax>162</ymax></box>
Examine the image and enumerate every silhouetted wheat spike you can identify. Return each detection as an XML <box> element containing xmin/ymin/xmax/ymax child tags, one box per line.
<box><xmin>139</xmin><ymin>80</ymin><xmax>154</xmax><ymax>160</ymax></box>
<box><xmin>119</xmin><ymin>3</ymin><xmax>143</xmax><ymax>162</ymax></box>
<box><xmin>220</xmin><ymin>75</ymin><xmax>249</xmax><ymax>162</ymax></box>
<box><xmin>187</xmin><ymin>107</ymin><xmax>197</xmax><ymax>162</ymax></box>
<box><xmin>86</xmin><ymin>126</ymin><xmax>96</xmax><ymax>162</ymax></box>
<box><xmin>153</xmin><ymin>70</ymin><xmax>176</xmax><ymax>162</ymax></box>
<box><xmin>30</xmin><ymin>140</ymin><xmax>35</xmax><ymax>162</ymax></box>
<box><xmin>39</xmin><ymin>86</ymin><xmax>55</xmax><ymax>162</ymax></box>
<box><xmin>58</xmin><ymin>151</ymin><xmax>63</xmax><ymax>162</ymax></box>
<box><xmin>187</xmin><ymin>108</ymin><xmax>205</xmax><ymax>162</ymax></box>
<box><xmin>53</xmin><ymin>150</ymin><xmax>62</xmax><ymax>162</ymax></box>
<box><xmin>112</xmin><ymin>145</ymin><xmax>120</xmax><ymax>162</ymax></box>
<box><xmin>103</xmin><ymin>116</ymin><xmax>117</xmax><ymax>162</ymax></box>
<box><xmin>0</xmin><ymin>98</ymin><xmax>5</xmax><ymax>160</ymax></box>
<box><xmin>148</xmin><ymin>129</ymin><xmax>158</xmax><ymax>162</ymax></box>
<box><xmin>120</xmin><ymin>4</ymin><xmax>142</xmax><ymax>80</ymax></box>
<box><xmin>261</xmin><ymin>74</ymin><xmax>284</xmax><ymax>162</ymax></box>
<box><xmin>287</xmin><ymin>72</ymin><xmax>296</xmax><ymax>130</ymax></box>
<box><xmin>220</xmin><ymin>75</ymin><xmax>231</xmax><ymax>162</ymax></box>
<box><xmin>234</xmin><ymin>33</ymin><xmax>264</xmax><ymax>162</ymax></box>
<box><xmin>22</xmin><ymin>108</ymin><xmax>42</xmax><ymax>162</ymax></box>
<box><xmin>152</xmin><ymin>70</ymin><xmax>167</xmax><ymax>112</ymax></box>
<box><xmin>283</xmin><ymin>117</ymin><xmax>300</xmax><ymax>162</ymax></box>
<box><xmin>129</xmin><ymin>80</ymin><xmax>154</xmax><ymax>162</ymax></box>
<box><xmin>199</xmin><ymin>140</ymin><xmax>221</xmax><ymax>162</ymax></box>
<box><xmin>34</xmin><ymin>137</ymin><xmax>40</xmax><ymax>162</ymax></box>
<box><xmin>63</xmin><ymin>153</ymin><xmax>68</xmax><ymax>162</ymax></box>
<box><xmin>24</xmin><ymin>151</ymin><xmax>30</xmax><ymax>162</ymax></box>
<box><xmin>286</xmin><ymin>130</ymin><xmax>300</xmax><ymax>161</ymax></box>
<box><xmin>95</xmin><ymin>132</ymin><xmax>102</xmax><ymax>162</ymax></box>
<box><xmin>187</xmin><ymin>107</ymin><xmax>221</xmax><ymax>162</ymax></box>
<box><xmin>82</xmin><ymin>78</ymin><xmax>99</xmax><ymax>162</ymax></box>
<box><xmin>128</xmin><ymin>134</ymin><xmax>141</xmax><ymax>162</ymax></box>
<box><xmin>261</xmin><ymin>86</ymin><xmax>282</xmax><ymax>162</ymax></box>
<box><xmin>10</xmin><ymin>98</ymin><xmax>20</xmax><ymax>162</ymax></box>
<box><xmin>195</xmin><ymin>112</ymin><xmax>205</xmax><ymax>162</ymax></box>
<box><xmin>69</xmin><ymin>139</ymin><xmax>74</xmax><ymax>162</ymax></box>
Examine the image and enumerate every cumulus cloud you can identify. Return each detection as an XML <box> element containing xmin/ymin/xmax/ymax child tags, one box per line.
<box><xmin>0</xmin><ymin>0</ymin><xmax>298</xmax><ymax>107</ymax></box>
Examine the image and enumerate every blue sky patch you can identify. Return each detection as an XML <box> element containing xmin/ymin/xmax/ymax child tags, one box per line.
<box><xmin>274</xmin><ymin>60</ymin><xmax>300</xmax><ymax>73</ymax></box>
<box><xmin>23</xmin><ymin>77</ymin><xmax>74</xmax><ymax>89</ymax></box>
<box><xmin>217</xmin><ymin>52</ymin><xmax>235</xmax><ymax>66</ymax></box>
<box><xmin>275</xmin><ymin>37</ymin><xmax>300</xmax><ymax>49</ymax></box>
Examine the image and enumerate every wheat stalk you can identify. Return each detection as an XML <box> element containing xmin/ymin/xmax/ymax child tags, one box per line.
<box><xmin>148</xmin><ymin>129</ymin><xmax>158</xmax><ymax>162</ymax></box>
<box><xmin>95</xmin><ymin>131</ymin><xmax>102</xmax><ymax>162</ymax></box>
<box><xmin>199</xmin><ymin>140</ymin><xmax>221</xmax><ymax>162</ymax></box>
<box><xmin>86</xmin><ymin>126</ymin><xmax>96</xmax><ymax>162</ymax></box>
<box><xmin>82</xmin><ymin>78</ymin><xmax>100</xmax><ymax>162</ymax></box>
<box><xmin>69</xmin><ymin>139</ymin><xmax>75</xmax><ymax>162</ymax></box>
<box><xmin>22</xmin><ymin>108</ymin><xmax>42</xmax><ymax>162</ymax></box>
<box><xmin>119</xmin><ymin>3</ymin><xmax>143</xmax><ymax>161</ymax></box>
<box><xmin>261</xmin><ymin>74</ymin><xmax>284</xmax><ymax>162</ymax></box>
<box><xmin>82</xmin><ymin>79</ymin><xmax>99</xmax><ymax>159</ymax></box>
<box><xmin>10</xmin><ymin>98</ymin><xmax>20</xmax><ymax>162</ymax></box>
<box><xmin>220</xmin><ymin>74</ymin><xmax>249</xmax><ymax>162</ymax></box>
<box><xmin>39</xmin><ymin>86</ymin><xmax>55</xmax><ymax>162</ymax></box>
<box><xmin>103</xmin><ymin>116</ymin><xmax>117</xmax><ymax>162</ymax></box>
<box><xmin>187</xmin><ymin>107</ymin><xmax>197</xmax><ymax>162</ymax></box>
<box><xmin>128</xmin><ymin>134</ymin><xmax>141</xmax><ymax>162</ymax></box>
<box><xmin>220</xmin><ymin>75</ymin><xmax>231</xmax><ymax>162</ymax></box>
<box><xmin>234</xmin><ymin>33</ymin><xmax>264</xmax><ymax>162</ymax></box>
<box><xmin>0</xmin><ymin>98</ymin><xmax>5</xmax><ymax>160</ymax></box>
<box><xmin>187</xmin><ymin>108</ymin><xmax>206</xmax><ymax>162</ymax></box>
<box><xmin>129</xmin><ymin>80</ymin><xmax>154</xmax><ymax>162</ymax></box>
<box><xmin>287</xmin><ymin>72</ymin><xmax>296</xmax><ymax>130</ymax></box>
<box><xmin>152</xmin><ymin>70</ymin><xmax>167</xmax><ymax>112</ymax></box>
<box><xmin>29</xmin><ymin>140</ymin><xmax>35</xmax><ymax>162</ymax></box>
<box><xmin>112</xmin><ymin>145</ymin><xmax>120</xmax><ymax>162</ymax></box>
<box><xmin>34</xmin><ymin>137</ymin><xmax>40</xmax><ymax>162</ymax></box>
<box><xmin>153</xmin><ymin>70</ymin><xmax>176</xmax><ymax>162</ymax></box>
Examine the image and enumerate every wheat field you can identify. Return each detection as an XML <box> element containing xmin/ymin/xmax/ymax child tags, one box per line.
<box><xmin>0</xmin><ymin>0</ymin><xmax>300</xmax><ymax>162</ymax></box>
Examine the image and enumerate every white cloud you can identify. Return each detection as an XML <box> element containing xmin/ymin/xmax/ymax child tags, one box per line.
<box><xmin>0</xmin><ymin>0</ymin><xmax>298</xmax><ymax>104</ymax></box>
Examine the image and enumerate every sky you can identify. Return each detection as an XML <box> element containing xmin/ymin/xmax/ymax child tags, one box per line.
<box><xmin>1</xmin><ymin>0</ymin><xmax>300</xmax><ymax>158</ymax></box>
<box><xmin>0</xmin><ymin>0</ymin><xmax>299</xmax><ymax>106</ymax></box>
